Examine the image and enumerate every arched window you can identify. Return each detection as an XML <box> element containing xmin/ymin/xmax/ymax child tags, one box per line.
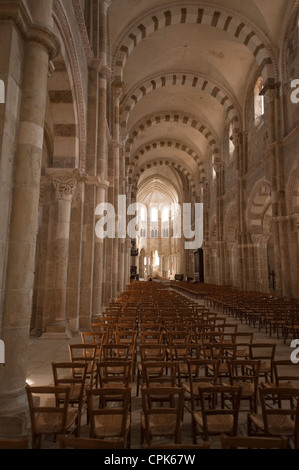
<box><xmin>229</xmin><ymin>123</ymin><xmax>234</xmax><ymax>159</ymax></box>
<box><xmin>140</xmin><ymin>206</ymin><xmax>147</xmax><ymax>222</ymax></box>
<box><xmin>150</xmin><ymin>206</ymin><xmax>158</xmax><ymax>223</ymax></box>
<box><xmin>161</xmin><ymin>206</ymin><xmax>169</xmax><ymax>222</ymax></box>
<box><xmin>254</xmin><ymin>76</ymin><xmax>265</xmax><ymax>120</ymax></box>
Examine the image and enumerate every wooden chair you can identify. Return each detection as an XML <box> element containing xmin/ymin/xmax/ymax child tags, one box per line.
<box><xmin>26</xmin><ymin>384</ymin><xmax>78</xmax><ymax>449</ymax></box>
<box><xmin>249</xmin><ymin>343</ymin><xmax>276</xmax><ymax>383</ymax></box>
<box><xmin>263</xmin><ymin>359</ymin><xmax>299</xmax><ymax>389</ymax></box>
<box><xmin>114</xmin><ymin>331</ymin><xmax>137</xmax><ymax>380</ymax></box>
<box><xmin>169</xmin><ymin>343</ymin><xmax>203</xmax><ymax>387</ymax></box>
<box><xmin>184</xmin><ymin>359</ymin><xmax>220</xmax><ymax>411</ymax></box>
<box><xmin>68</xmin><ymin>344</ymin><xmax>98</xmax><ymax>389</ymax></box>
<box><xmin>52</xmin><ymin>362</ymin><xmax>88</xmax><ymax>435</ymax></box>
<box><xmin>100</xmin><ymin>343</ymin><xmax>130</xmax><ymax>362</ymax></box>
<box><xmin>248</xmin><ymin>386</ymin><xmax>299</xmax><ymax>448</ymax></box>
<box><xmin>210</xmin><ymin>342</ymin><xmax>236</xmax><ymax>379</ymax></box>
<box><xmin>141</xmin><ymin>361</ymin><xmax>179</xmax><ymax>407</ymax></box>
<box><xmin>226</xmin><ymin>360</ymin><xmax>261</xmax><ymax>413</ymax></box>
<box><xmin>192</xmin><ymin>385</ymin><xmax>242</xmax><ymax>444</ymax></box>
<box><xmin>221</xmin><ymin>435</ymin><xmax>288</xmax><ymax>449</ymax></box>
<box><xmin>97</xmin><ymin>360</ymin><xmax>132</xmax><ymax>390</ymax></box>
<box><xmin>59</xmin><ymin>436</ymin><xmax>125</xmax><ymax>449</ymax></box>
<box><xmin>141</xmin><ymin>386</ymin><xmax>185</xmax><ymax>447</ymax></box>
<box><xmin>86</xmin><ymin>387</ymin><xmax>131</xmax><ymax>449</ymax></box>
<box><xmin>137</xmin><ymin>343</ymin><xmax>168</xmax><ymax>396</ymax></box>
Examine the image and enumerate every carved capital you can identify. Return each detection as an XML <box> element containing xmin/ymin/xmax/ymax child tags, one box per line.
<box><xmin>53</xmin><ymin>177</ymin><xmax>77</xmax><ymax>200</ymax></box>
<box><xmin>113</xmin><ymin>81</ymin><xmax>125</xmax><ymax>100</ymax></box>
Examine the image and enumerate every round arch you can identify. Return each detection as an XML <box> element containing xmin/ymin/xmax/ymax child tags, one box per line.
<box><xmin>125</xmin><ymin>111</ymin><xmax>220</xmax><ymax>165</ymax></box>
<box><xmin>113</xmin><ymin>3</ymin><xmax>277</xmax><ymax>84</ymax></box>
<box><xmin>128</xmin><ymin>139</ymin><xmax>205</xmax><ymax>181</ymax></box>
<box><xmin>120</xmin><ymin>71</ymin><xmax>241</xmax><ymax>132</ymax></box>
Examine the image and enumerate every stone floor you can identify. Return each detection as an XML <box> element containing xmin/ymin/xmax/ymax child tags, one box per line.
<box><xmin>25</xmin><ymin>292</ymin><xmax>297</xmax><ymax>450</ymax></box>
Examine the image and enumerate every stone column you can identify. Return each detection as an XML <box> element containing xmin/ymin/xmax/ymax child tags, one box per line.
<box><xmin>92</xmin><ymin>0</ymin><xmax>112</xmax><ymax>316</ymax></box>
<box><xmin>250</xmin><ymin>233</ymin><xmax>270</xmax><ymax>293</ymax></box>
<box><xmin>93</xmin><ymin>180</ymin><xmax>109</xmax><ymax>319</ymax></box>
<box><xmin>118</xmin><ymin>140</ymin><xmax>128</xmax><ymax>292</ymax></box>
<box><xmin>263</xmin><ymin>85</ymin><xmax>285</xmax><ymax>295</ymax></box>
<box><xmin>43</xmin><ymin>175</ymin><xmax>77</xmax><ymax>337</ymax></box>
<box><xmin>0</xmin><ymin>1</ymin><xmax>59</xmax><ymax>436</ymax></box>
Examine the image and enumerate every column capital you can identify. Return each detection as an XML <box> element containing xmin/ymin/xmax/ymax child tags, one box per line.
<box><xmin>52</xmin><ymin>177</ymin><xmax>77</xmax><ymax>201</ymax></box>
<box><xmin>112</xmin><ymin>81</ymin><xmax>125</xmax><ymax>99</ymax></box>
<box><xmin>250</xmin><ymin>232</ymin><xmax>270</xmax><ymax>246</ymax></box>
<box><xmin>26</xmin><ymin>24</ymin><xmax>60</xmax><ymax>59</ymax></box>
<box><xmin>0</xmin><ymin>3</ymin><xmax>60</xmax><ymax>59</ymax></box>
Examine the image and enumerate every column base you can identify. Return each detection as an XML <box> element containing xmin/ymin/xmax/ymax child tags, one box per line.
<box><xmin>41</xmin><ymin>323</ymin><xmax>72</xmax><ymax>340</ymax></box>
<box><xmin>0</xmin><ymin>387</ymin><xmax>29</xmax><ymax>439</ymax></box>
<box><xmin>0</xmin><ymin>414</ymin><xmax>28</xmax><ymax>439</ymax></box>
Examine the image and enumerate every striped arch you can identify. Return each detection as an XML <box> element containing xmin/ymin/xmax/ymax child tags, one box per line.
<box><xmin>126</xmin><ymin>112</ymin><xmax>220</xmax><ymax>163</ymax></box>
<box><xmin>120</xmin><ymin>72</ymin><xmax>241</xmax><ymax>131</ymax></box>
<box><xmin>128</xmin><ymin>139</ymin><xmax>206</xmax><ymax>181</ymax></box>
<box><xmin>131</xmin><ymin>159</ymin><xmax>197</xmax><ymax>196</ymax></box>
<box><xmin>246</xmin><ymin>180</ymin><xmax>272</xmax><ymax>233</ymax></box>
<box><xmin>113</xmin><ymin>3</ymin><xmax>277</xmax><ymax>84</ymax></box>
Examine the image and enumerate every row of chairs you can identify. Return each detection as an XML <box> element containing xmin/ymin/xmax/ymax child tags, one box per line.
<box><xmin>21</xmin><ymin>281</ymin><xmax>299</xmax><ymax>449</ymax></box>
<box><xmin>172</xmin><ymin>281</ymin><xmax>299</xmax><ymax>343</ymax></box>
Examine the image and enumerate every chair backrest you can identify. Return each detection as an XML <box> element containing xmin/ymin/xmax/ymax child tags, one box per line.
<box><xmin>142</xmin><ymin>361</ymin><xmax>178</xmax><ymax>387</ymax></box>
<box><xmin>227</xmin><ymin>360</ymin><xmax>261</xmax><ymax>387</ymax></box>
<box><xmin>221</xmin><ymin>435</ymin><xmax>288</xmax><ymax>449</ymax></box>
<box><xmin>198</xmin><ymin>385</ymin><xmax>242</xmax><ymax>436</ymax></box>
<box><xmin>26</xmin><ymin>384</ymin><xmax>71</xmax><ymax>438</ymax></box>
<box><xmin>97</xmin><ymin>360</ymin><xmax>132</xmax><ymax>387</ymax></box>
<box><xmin>101</xmin><ymin>343</ymin><xmax>130</xmax><ymax>361</ymax></box>
<box><xmin>86</xmin><ymin>387</ymin><xmax>131</xmax><ymax>439</ymax></box>
<box><xmin>140</xmin><ymin>331</ymin><xmax>164</xmax><ymax>343</ymax></box>
<box><xmin>52</xmin><ymin>362</ymin><xmax>88</xmax><ymax>402</ymax></box>
<box><xmin>272</xmin><ymin>360</ymin><xmax>299</xmax><ymax>387</ymax></box>
<box><xmin>171</xmin><ymin>343</ymin><xmax>202</xmax><ymax>362</ymax></box>
<box><xmin>141</xmin><ymin>386</ymin><xmax>185</xmax><ymax>443</ymax></box>
<box><xmin>249</xmin><ymin>343</ymin><xmax>276</xmax><ymax>361</ymax></box>
<box><xmin>139</xmin><ymin>343</ymin><xmax>168</xmax><ymax>362</ymax></box>
<box><xmin>114</xmin><ymin>331</ymin><xmax>137</xmax><ymax>347</ymax></box>
<box><xmin>81</xmin><ymin>331</ymin><xmax>104</xmax><ymax>345</ymax></box>
<box><xmin>187</xmin><ymin>359</ymin><xmax>220</xmax><ymax>384</ymax></box>
<box><xmin>259</xmin><ymin>386</ymin><xmax>299</xmax><ymax>437</ymax></box>
<box><xmin>68</xmin><ymin>344</ymin><xmax>98</xmax><ymax>388</ymax></box>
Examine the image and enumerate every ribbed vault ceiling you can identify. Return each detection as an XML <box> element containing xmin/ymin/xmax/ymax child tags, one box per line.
<box><xmin>108</xmin><ymin>0</ymin><xmax>292</xmax><ymax>201</ymax></box>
